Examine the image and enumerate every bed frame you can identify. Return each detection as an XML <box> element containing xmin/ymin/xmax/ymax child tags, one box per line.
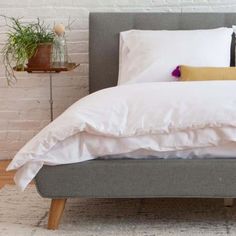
<box><xmin>35</xmin><ymin>12</ymin><xmax>236</xmax><ymax>230</ymax></box>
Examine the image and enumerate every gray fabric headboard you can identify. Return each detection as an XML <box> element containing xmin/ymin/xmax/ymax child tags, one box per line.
<box><xmin>89</xmin><ymin>12</ymin><xmax>236</xmax><ymax>93</ymax></box>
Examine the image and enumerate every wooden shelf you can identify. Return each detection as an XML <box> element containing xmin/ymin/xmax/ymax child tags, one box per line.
<box><xmin>14</xmin><ymin>62</ymin><xmax>80</xmax><ymax>73</ymax></box>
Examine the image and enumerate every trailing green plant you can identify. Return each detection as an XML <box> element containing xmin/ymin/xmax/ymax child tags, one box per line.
<box><xmin>1</xmin><ymin>16</ymin><xmax>54</xmax><ymax>85</ymax></box>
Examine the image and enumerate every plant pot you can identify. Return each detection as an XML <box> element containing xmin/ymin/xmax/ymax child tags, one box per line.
<box><xmin>27</xmin><ymin>43</ymin><xmax>52</xmax><ymax>69</ymax></box>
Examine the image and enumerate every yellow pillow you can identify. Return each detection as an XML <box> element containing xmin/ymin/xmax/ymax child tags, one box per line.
<box><xmin>180</xmin><ymin>65</ymin><xmax>236</xmax><ymax>81</ymax></box>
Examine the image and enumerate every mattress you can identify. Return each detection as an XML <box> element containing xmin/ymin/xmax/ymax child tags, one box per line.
<box><xmin>12</xmin><ymin>134</ymin><xmax>236</xmax><ymax>192</ymax></box>
<box><xmin>35</xmin><ymin>158</ymin><xmax>236</xmax><ymax>198</ymax></box>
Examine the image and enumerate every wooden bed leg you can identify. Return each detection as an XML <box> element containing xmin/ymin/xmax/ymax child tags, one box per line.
<box><xmin>224</xmin><ymin>198</ymin><xmax>234</xmax><ymax>207</ymax></box>
<box><xmin>48</xmin><ymin>199</ymin><xmax>67</xmax><ymax>230</ymax></box>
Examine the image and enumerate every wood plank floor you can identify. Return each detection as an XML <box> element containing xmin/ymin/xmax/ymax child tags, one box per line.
<box><xmin>0</xmin><ymin>160</ymin><xmax>16</xmax><ymax>189</ymax></box>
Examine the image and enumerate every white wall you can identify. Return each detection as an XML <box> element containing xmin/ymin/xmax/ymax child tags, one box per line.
<box><xmin>0</xmin><ymin>0</ymin><xmax>236</xmax><ymax>160</ymax></box>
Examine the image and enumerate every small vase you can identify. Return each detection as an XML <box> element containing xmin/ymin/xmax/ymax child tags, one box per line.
<box><xmin>52</xmin><ymin>34</ymin><xmax>68</xmax><ymax>67</ymax></box>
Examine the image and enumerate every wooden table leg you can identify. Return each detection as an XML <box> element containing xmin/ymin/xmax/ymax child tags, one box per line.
<box><xmin>48</xmin><ymin>199</ymin><xmax>67</xmax><ymax>230</ymax></box>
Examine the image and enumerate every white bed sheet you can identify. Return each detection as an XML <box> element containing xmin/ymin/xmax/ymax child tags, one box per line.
<box><xmin>29</xmin><ymin>133</ymin><xmax>236</xmax><ymax>161</ymax></box>
<box><xmin>7</xmin><ymin>81</ymin><xmax>236</xmax><ymax>191</ymax></box>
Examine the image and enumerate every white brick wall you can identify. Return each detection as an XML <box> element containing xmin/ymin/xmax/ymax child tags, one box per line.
<box><xmin>0</xmin><ymin>0</ymin><xmax>236</xmax><ymax>160</ymax></box>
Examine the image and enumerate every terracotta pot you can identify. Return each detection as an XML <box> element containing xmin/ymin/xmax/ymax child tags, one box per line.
<box><xmin>27</xmin><ymin>43</ymin><xmax>52</xmax><ymax>69</ymax></box>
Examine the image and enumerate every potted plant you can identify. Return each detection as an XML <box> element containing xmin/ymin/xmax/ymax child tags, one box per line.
<box><xmin>1</xmin><ymin>16</ymin><xmax>54</xmax><ymax>84</ymax></box>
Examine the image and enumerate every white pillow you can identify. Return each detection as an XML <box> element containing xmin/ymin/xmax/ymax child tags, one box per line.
<box><xmin>118</xmin><ymin>28</ymin><xmax>233</xmax><ymax>85</ymax></box>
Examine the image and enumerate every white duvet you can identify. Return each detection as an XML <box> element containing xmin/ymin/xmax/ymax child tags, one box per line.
<box><xmin>7</xmin><ymin>81</ymin><xmax>236</xmax><ymax>190</ymax></box>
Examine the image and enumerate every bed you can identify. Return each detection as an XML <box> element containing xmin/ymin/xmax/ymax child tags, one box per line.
<box><xmin>19</xmin><ymin>12</ymin><xmax>236</xmax><ymax>229</ymax></box>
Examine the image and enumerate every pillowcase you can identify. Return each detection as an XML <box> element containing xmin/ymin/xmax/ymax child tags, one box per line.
<box><xmin>180</xmin><ymin>65</ymin><xmax>236</xmax><ymax>81</ymax></box>
<box><xmin>118</xmin><ymin>28</ymin><xmax>233</xmax><ymax>85</ymax></box>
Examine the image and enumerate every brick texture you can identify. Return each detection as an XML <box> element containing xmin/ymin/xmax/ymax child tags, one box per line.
<box><xmin>0</xmin><ymin>0</ymin><xmax>236</xmax><ymax>160</ymax></box>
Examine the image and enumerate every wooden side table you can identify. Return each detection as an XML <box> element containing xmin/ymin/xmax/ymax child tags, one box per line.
<box><xmin>15</xmin><ymin>63</ymin><xmax>80</xmax><ymax>121</ymax></box>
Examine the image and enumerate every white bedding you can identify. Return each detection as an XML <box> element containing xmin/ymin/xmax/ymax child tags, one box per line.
<box><xmin>7</xmin><ymin>81</ymin><xmax>236</xmax><ymax>190</ymax></box>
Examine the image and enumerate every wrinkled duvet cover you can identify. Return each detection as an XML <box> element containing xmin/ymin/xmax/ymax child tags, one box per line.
<box><xmin>7</xmin><ymin>81</ymin><xmax>236</xmax><ymax>190</ymax></box>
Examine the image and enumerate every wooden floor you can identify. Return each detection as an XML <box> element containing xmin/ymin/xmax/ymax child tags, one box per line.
<box><xmin>0</xmin><ymin>160</ymin><xmax>16</xmax><ymax>189</ymax></box>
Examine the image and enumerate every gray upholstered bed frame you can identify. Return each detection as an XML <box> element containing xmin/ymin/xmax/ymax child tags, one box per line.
<box><xmin>35</xmin><ymin>12</ymin><xmax>236</xmax><ymax>230</ymax></box>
